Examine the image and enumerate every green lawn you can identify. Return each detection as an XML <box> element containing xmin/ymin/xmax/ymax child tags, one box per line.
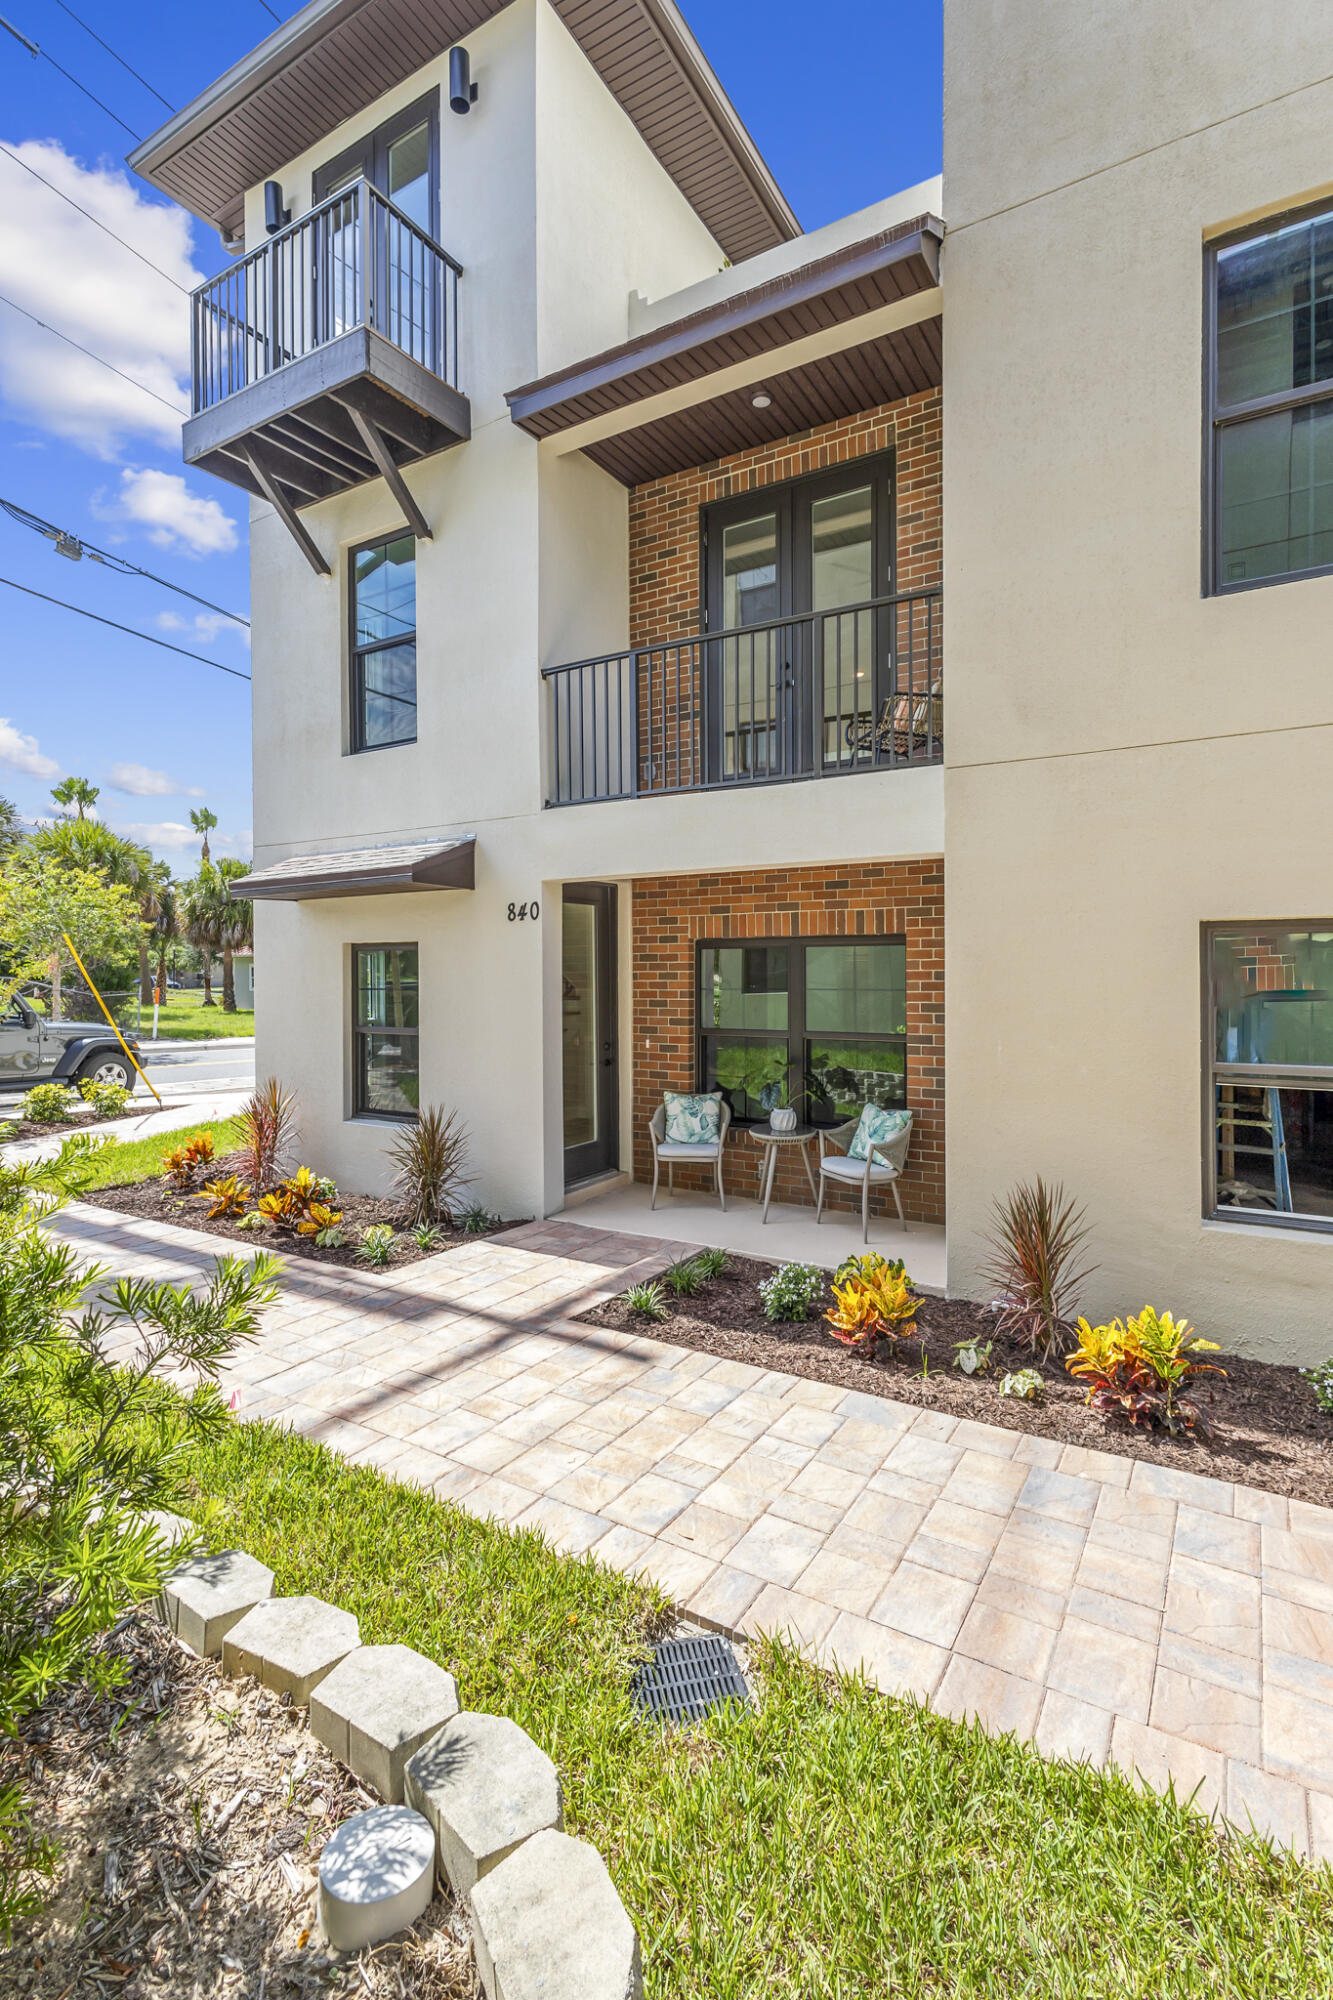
<box><xmin>76</xmin><ymin>1118</ymin><xmax>244</xmax><ymax>1190</ymax></box>
<box><xmin>173</xmin><ymin>1416</ymin><xmax>1333</xmax><ymax>1999</ymax></box>
<box><xmin>144</xmin><ymin>992</ymin><xmax>254</xmax><ymax>1041</ymax></box>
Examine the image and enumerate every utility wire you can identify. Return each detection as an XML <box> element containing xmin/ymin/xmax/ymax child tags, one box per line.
<box><xmin>0</xmin><ymin>576</ymin><xmax>251</xmax><ymax>680</ymax></box>
<box><xmin>50</xmin><ymin>0</ymin><xmax>174</xmax><ymax>112</ymax></box>
<box><xmin>0</xmin><ymin>141</ymin><xmax>188</xmax><ymax>293</ymax></box>
<box><xmin>0</xmin><ymin>11</ymin><xmax>141</xmax><ymax>140</ymax></box>
<box><xmin>0</xmin><ymin>291</ymin><xmax>187</xmax><ymax>416</ymax></box>
<box><xmin>256</xmin><ymin>1</ymin><xmax>281</xmax><ymax>19</ymax></box>
<box><xmin>0</xmin><ymin>497</ymin><xmax>249</xmax><ymax>628</ymax></box>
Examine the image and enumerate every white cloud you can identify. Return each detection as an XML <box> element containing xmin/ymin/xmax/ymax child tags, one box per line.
<box><xmin>106</xmin><ymin>761</ymin><xmax>204</xmax><ymax>798</ymax></box>
<box><xmin>117</xmin><ymin>468</ymin><xmax>237</xmax><ymax>557</ymax></box>
<box><xmin>157</xmin><ymin>608</ymin><xmax>250</xmax><ymax>647</ymax></box>
<box><xmin>114</xmin><ymin>819</ymin><xmax>249</xmax><ymax>861</ymax></box>
<box><xmin>0</xmin><ymin>139</ymin><xmax>200</xmax><ymax>456</ymax></box>
<box><xmin>0</xmin><ymin>717</ymin><xmax>59</xmax><ymax>779</ymax></box>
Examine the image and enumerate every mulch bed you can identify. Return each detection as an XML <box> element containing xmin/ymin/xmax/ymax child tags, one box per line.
<box><xmin>84</xmin><ymin>1167</ymin><xmax>520</xmax><ymax>1271</ymax></box>
<box><xmin>579</xmin><ymin>1254</ymin><xmax>1333</xmax><ymax>1507</ymax></box>
<box><xmin>3</xmin><ymin>1105</ymin><xmax>185</xmax><ymax>1144</ymax></box>
<box><xmin>7</xmin><ymin>1611</ymin><xmax>475</xmax><ymax>1999</ymax></box>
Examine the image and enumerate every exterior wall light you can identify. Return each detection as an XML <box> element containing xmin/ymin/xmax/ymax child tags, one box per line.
<box><xmin>264</xmin><ymin>181</ymin><xmax>290</xmax><ymax>234</ymax></box>
<box><xmin>751</xmin><ymin>389</ymin><xmax>772</xmax><ymax>409</ymax></box>
<box><xmin>450</xmin><ymin>46</ymin><xmax>479</xmax><ymax>112</ymax></box>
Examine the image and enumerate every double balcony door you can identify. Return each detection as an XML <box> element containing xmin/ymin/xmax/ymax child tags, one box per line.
<box><xmin>311</xmin><ymin>93</ymin><xmax>438</xmax><ymax>361</ymax></box>
<box><xmin>704</xmin><ymin>455</ymin><xmax>895</xmax><ymax>783</ymax></box>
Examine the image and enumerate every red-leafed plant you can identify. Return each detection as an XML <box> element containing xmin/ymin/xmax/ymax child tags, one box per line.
<box><xmin>237</xmin><ymin>1077</ymin><xmax>298</xmax><ymax>1192</ymax></box>
<box><xmin>982</xmin><ymin>1178</ymin><xmax>1095</xmax><ymax>1361</ymax></box>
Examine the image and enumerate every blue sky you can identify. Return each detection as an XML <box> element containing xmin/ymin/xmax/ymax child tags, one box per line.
<box><xmin>0</xmin><ymin>0</ymin><xmax>941</xmax><ymax>873</ymax></box>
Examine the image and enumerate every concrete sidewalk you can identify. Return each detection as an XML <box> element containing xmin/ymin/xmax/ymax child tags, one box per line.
<box><xmin>45</xmin><ymin>1201</ymin><xmax>1333</xmax><ymax>1862</ymax></box>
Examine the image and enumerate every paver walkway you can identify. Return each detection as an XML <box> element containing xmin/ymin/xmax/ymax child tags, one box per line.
<box><xmin>49</xmin><ymin>1202</ymin><xmax>1333</xmax><ymax>1862</ymax></box>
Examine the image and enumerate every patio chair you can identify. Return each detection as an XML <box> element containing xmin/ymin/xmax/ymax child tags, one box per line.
<box><xmin>845</xmin><ymin>678</ymin><xmax>943</xmax><ymax>760</ymax></box>
<box><xmin>649</xmin><ymin>1093</ymin><xmax>732</xmax><ymax>1211</ymax></box>
<box><xmin>816</xmin><ymin>1107</ymin><xmax>913</xmax><ymax>1242</ymax></box>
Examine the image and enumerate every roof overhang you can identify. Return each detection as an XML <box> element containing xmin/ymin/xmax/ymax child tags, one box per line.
<box><xmin>506</xmin><ymin>216</ymin><xmax>943</xmax><ymax>484</ymax></box>
<box><xmin>233</xmin><ymin>836</ymin><xmax>476</xmax><ymax>900</ymax></box>
<box><xmin>127</xmin><ymin>0</ymin><xmax>797</xmax><ymax>265</ymax></box>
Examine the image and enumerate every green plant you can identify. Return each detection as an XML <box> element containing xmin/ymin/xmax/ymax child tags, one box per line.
<box><xmin>199</xmin><ymin>1174</ymin><xmax>250</xmax><ymax>1221</ymax></box>
<box><xmin>234</xmin><ymin>1209</ymin><xmax>269</xmax><ymax>1234</ymax></box>
<box><xmin>692</xmin><ymin>1247</ymin><xmax>730</xmax><ymax>1280</ymax></box>
<box><xmin>664</xmin><ymin>1254</ymin><xmax>709</xmax><ymax>1296</ymax></box>
<box><xmin>76</xmin><ymin>1078</ymin><xmax>132</xmax><ymax>1120</ymax></box>
<box><xmin>256</xmin><ymin>1167</ymin><xmax>343</xmax><ymax>1240</ymax></box>
<box><xmin>1066</xmin><ymin>1307</ymin><xmax>1225</xmax><ymax>1437</ymax></box>
<box><xmin>356</xmin><ymin>1223</ymin><xmax>397</xmax><ymax>1267</ymax></box>
<box><xmin>17</xmin><ymin>1082</ymin><xmax>77</xmax><ymax>1125</ymax></box>
<box><xmin>163</xmin><ymin>1129</ymin><xmax>215</xmax><ymax>1192</ymax></box>
<box><xmin>759</xmin><ymin>1262</ymin><xmax>825</xmax><ymax>1322</ymax></box>
<box><xmin>315</xmin><ymin>1224</ymin><xmax>346</xmax><ymax>1249</ymax></box>
<box><xmin>825</xmin><ymin>1254</ymin><xmax>920</xmax><ymax>1355</ymax></box>
<box><xmin>623</xmin><ymin>1279</ymin><xmax>669</xmax><ymax>1321</ymax></box>
<box><xmin>411</xmin><ymin>1221</ymin><xmax>444</xmax><ymax>1250</ymax></box>
<box><xmin>954</xmin><ymin>1337</ymin><xmax>993</xmax><ymax>1376</ymax></box>
<box><xmin>982</xmin><ymin>1179</ymin><xmax>1095</xmax><ymax>1361</ymax></box>
<box><xmin>385</xmin><ymin>1104</ymin><xmax>472</xmax><ymax>1227</ymax></box>
<box><xmin>1303</xmin><ymin>1358</ymin><xmax>1333</xmax><ymax>1413</ymax></box>
<box><xmin>460</xmin><ymin>1204</ymin><xmax>501</xmax><ymax>1235</ymax></box>
<box><xmin>236</xmin><ymin>1076</ymin><xmax>298</xmax><ymax>1193</ymax></box>
<box><xmin>1000</xmin><ymin>1368</ymin><xmax>1044</xmax><ymax>1401</ymax></box>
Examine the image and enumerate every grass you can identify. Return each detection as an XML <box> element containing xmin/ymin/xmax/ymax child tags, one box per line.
<box><xmin>172</xmin><ymin>1415</ymin><xmax>1333</xmax><ymax>1999</ymax></box>
<box><xmin>143</xmin><ymin>992</ymin><xmax>254</xmax><ymax>1041</ymax></box>
<box><xmin>74</xmin><ymin>1117</ymin><xmax>244</xmax><ymax>1191</ymax></box>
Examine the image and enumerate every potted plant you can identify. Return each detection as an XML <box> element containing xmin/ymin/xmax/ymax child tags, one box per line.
<box><xmin>759</xmin><ymin>1068</ymin><xmax>814</xmax><ymax>1133</ymax></box>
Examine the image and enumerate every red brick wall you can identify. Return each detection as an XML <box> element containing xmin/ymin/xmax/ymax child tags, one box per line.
<box><xmin>631</xmin><ymin>861</ymin><xmax>945</xmax><ymax>1226</ymax></box>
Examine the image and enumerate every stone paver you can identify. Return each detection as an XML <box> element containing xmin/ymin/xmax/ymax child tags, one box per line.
<box><xmin>50</xmin><ymin>1202</ymin><xmax>1333</xmax><ymax>1859</ymax></box>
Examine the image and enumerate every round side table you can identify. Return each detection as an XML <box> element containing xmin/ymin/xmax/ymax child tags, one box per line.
<box><xmin>746</xmin><ymin>1125</ymin><xmax>820</xmax><ymax>1222</ymax></box>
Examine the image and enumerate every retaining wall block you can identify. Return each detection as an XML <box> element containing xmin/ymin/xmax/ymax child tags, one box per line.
<box><xmin>468</xmin><ymin>1828</ymin><xmax>642</xmax><ymax>2000</ymax></box>
<box><xmin>405</xmin><ymin>1711</ymin><xmax>563</xmax><ymax>1897</ymax></box>
<box><xmin>161</xmin><ymin>1549</ymin><xmax>275</xmax><ymax>1658</ymax></box>
<box><xmin>222</xmin><ymin>1594</ymin><xmax>359</xmax><ymax>1703</ymax></box>
<box><xmin>310</xmin><ymin>1644</ymin><xmax>460</xmax><ymax>1802</ymax></box>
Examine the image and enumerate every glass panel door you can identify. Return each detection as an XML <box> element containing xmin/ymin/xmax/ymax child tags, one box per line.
<box><xmin>718</xmin><ymin>512</ymin><xmax>782</xmax><ymax>778</ymax></box>
<box><xmin>811</xmin><ymin>483</ymin><xmax>876</xmax><ymax>763</ymax></box>
<box><xmin>563</xmin><ymin>885</ymin><xmax>618</xmax><ymax>1185</ymax></box>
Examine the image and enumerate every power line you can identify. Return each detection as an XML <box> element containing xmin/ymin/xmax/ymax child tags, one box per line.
<box><xmin>50</xmin><ymin>0</ymin><xmax>174</xmax><ymax>112</ymax></box>
<box><xmin>0</xmin><ymin>576</ymin><xmax>251</xmax><ymax>680</ymax></box>
<box><xmin>0</xmin><ymin>140</ymin><xmax>189</xmax><ymax>294</ymax></box>
<box><xmin>0</xmin><ymin>11</ymin><xmax>141</xmax><ymax>140</ymax></box>
<box><xmin>256</xmin><ymin>1</ymin><xmax>282</xmax><ymax>19</ymax></box>
<box><xmin>0</xmin><ymin>291</ymin><xmax>187</xmax><ymax>416</ymax></box>
<box><xmin>0</xmin><ymin>497</ymin><xmax>249</xmax><ymax>628</ymax></box>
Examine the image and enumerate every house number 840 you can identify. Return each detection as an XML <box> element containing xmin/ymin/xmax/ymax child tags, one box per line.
<box><xmin>507</xmin><ymin>901</ymin><xmax>540</xmax><ymax>922</ymax></box>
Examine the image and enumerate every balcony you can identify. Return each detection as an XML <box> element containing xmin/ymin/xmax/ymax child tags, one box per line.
<box><xmin>543</xmin><ymin>589</ymin><xmax>941</xmax><ymax>806</ymax></box>
<box><xmin>184</xmin><ymin>180</ymin><xmax>468</xmax><ymax>569</ymax></box>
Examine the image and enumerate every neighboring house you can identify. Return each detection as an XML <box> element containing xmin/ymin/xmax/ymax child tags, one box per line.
<box><xmin>233</xmin><ymin>954</ymin><xmax>255</xmax><ymax>1011</ymax></box>
<box><xmin>129</xmin><ymin>0</ymin><xmax>1333</xmax><ymax>1364</ymax></box>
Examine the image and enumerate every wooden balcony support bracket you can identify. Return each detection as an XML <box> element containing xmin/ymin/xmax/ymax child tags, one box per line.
<box><xmin>338</xmin><ymin>399</ymin><xmax>433</xmax><ymax>541</ymax></box>
<box><xmin>240</xmin><ymin>443</ymin><xmax>331</xmax><ymax>578</ymax></box>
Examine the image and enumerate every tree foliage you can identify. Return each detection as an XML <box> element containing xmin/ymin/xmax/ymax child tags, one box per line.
<box><xmin>0</xmin><ymin>848</ymin><xmax>144</xmax><ymax>1013</ymax></box>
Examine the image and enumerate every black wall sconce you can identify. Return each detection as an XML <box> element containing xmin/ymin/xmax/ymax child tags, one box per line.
<box><xmin>449</xmin><ymin>45</ymin><xmax>479</xmax><ymax>113</ymax></box>
<box><xmin>264</xmin><ymin>180</ymin><xmax>290</xmax><ymax>233</ymax></box>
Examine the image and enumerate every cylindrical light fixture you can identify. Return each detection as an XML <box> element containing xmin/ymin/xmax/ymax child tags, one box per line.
<box><xmin>450</xmin><ymin>46</ymin><xmax>479</xmax><ymax>112</ymax></box>
<box><xmin>751</xmin><ymin>388</ymin><xmax>773</xmax><ymax>410</ymax></box>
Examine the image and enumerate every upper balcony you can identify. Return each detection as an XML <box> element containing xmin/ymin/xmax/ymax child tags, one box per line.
<box><xmin>184</xmin><ymin>180</ymin><xmax>469</xmax><ymax>570</ymax></box>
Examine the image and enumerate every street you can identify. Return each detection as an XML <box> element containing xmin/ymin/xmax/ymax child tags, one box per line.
<box><xmin>0</xmin><ymin>1037</ymin><xmax>255</xmax><ymax>1117</ymax></box>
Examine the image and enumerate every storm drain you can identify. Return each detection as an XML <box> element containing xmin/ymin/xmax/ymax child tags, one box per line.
<box><xmin>632</xmin><ymin>1634</ymin><xmax>750</xmax><ymax>1723</ymax></box>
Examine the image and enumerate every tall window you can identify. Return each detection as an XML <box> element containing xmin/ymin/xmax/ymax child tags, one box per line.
<box><xmin>1206</xmin><ymin>924</ymin><xmax>1333</xmax><ymax>1229</ymax></box>
<box><xmin>1207</xmin><ymin>204</ymin><xmax>1333</xmax><ymax>590</ymax></box>
<box><xmin>698</xmin><ymin>938</ymin><xmax>907</xmax><ymax>1123</ymax></box>
<box><xmin>353</xmin><ymin>945</ymin><xmax>419</xmax><ymax>1117</ymax></box>
<box><xmin>351</xmin><ymin>534</ymin><xmax>416</xmax><ymax>751</ymax></box>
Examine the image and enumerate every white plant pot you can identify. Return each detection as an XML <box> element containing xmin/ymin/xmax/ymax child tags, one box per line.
<box><xmin>770</xmin><ymin>1107</ymin><xmax>798</xmax><ymax>1133</ymax></box>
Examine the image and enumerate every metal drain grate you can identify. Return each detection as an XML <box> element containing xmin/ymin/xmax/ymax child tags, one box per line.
<box><xmin>632</xmin><ymin>1634</ymin><xmax>750</xmax><ymax>1723</ymax></box>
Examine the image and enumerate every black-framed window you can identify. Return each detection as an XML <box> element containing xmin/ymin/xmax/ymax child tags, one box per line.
<box><xmin>1205</xmin><ymin>922</ymin><xmax>1333</xmax><ymax>1230</ymax></box>
<box><xmin>1206</xmin><ymin>203</ymin><xmax>1333</xmax><ymax>592</ymax></box>
<box><xmin>313</xmin><ymin>90</ymin><xmax>439</xmax><ymax>236</ymax></box>
<box><xmin>351</xmin><ymin>533</ymin><xmax>416</xmax><ymax>751</ymax></box>
<box><xmin>698</xmin><ymin>937</ymin><xmax>907</xmax><ymax>1125</ymax></box>
<box><xmin>353</xmin><ymin>944</ymin><xmax>419</xmax><ymax>1118</ymax></box>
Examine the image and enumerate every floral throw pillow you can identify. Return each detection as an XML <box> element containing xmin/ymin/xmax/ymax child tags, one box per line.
<box><xmin>663</xmin><ymin>1091</ymin><xmax>722</xmax><ymax>1145</ymax></box>
<box><xmin>847</xmin><ymin>1105</ymin><xmax>910</xmax><ymax>1162</ymax></box>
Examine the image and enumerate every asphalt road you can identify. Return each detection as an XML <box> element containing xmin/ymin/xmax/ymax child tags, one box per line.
<box><xmin>138</xmin><ymin>1040</ymin><xmax>257</xmax><ymax>1098</ymax></box>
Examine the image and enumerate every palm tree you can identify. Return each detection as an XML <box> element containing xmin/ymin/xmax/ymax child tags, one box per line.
<box><xmin>216</xmin><ymin>858</ymin><xmax>253</xmax><ymax>1013</ymax></box>
<box><xmin>190</xmin><ymin>807</ymin><xmax>218</xmax><ymax>867</ymax></box>
<box><xmin>0</xmin><ymin>794</ymin><xmax>20</xmax><ymax>858</ymax></box>
<box><xmin>181</xmin><ymin>866</ymin><xmax>226</xmax><ymax>1008</ymax></box>
<box><xmin>50</xmin><ymin>776</ymin><xmax>99</xmax><ymax>820</ymax></box>
<box><xmin>153</xmin><ymin>876</ymin><xmax>180</xmax><ymax>1001</ymax></box>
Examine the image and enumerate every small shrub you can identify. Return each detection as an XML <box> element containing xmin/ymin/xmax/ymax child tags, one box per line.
<box><xmin>460</xmin><ymin>1204</ymin><xmax>501</xmax><ymax>1235</ymax></box>
<box><xmin>693</xmin><ymin>1247</ymin><xmax>730</xmax><ymax>1280</ymax></box>
<box><xmin>624</xmin><ymin>1279</ymin><xmax>668</xmax><ymax>1320</ymax></box>
<box><xmin>163</xmin><ymin>1130</ymin><xmax>215</xmax><ymax>1191</ymax></box>
<box><xmin>953</xmin><ymin>1337</ymin><xmax>993</xmax><ymax>1376</ymax></box>
<box><xmin>237</xmin><ymin>1076</ymin><xmax>298</xmax><ymax>1192</ymax></box>
<box><xmin>759</xmin><ymin>1262</ymin><xmax>825</xmax><ymax>1322</ymax></box>
<box><xmin>1066</xmin><ymin>1306</ymin><xmax>1225</xmax><ymax>1436</ymax></box>
<box><xmin>200</xmin><ymin>1174</ymin><xmax>249</xmax><ymax>1220</ymax></box>
<box><xmin>1000</xmin><ymin>1368</ymin><xmax>1044</xmax><ymax>1401</ymax></box>
<box><xmin>356</xmin><ymin>1223</ymin><xmax>397</xmax><ymax>1267</ymax></box>
<box><xmin>77</xmin><ymin>1079</ymin><xmax>131</xmax><ymax>1119</ymax></box>
<box><xmin>825</xmin><ymin>1254</ymin><xmax>919</xmax><ymax>1356</ymax></box>
<box><xmin>315</xmin><ymin>1224</ymin><xmax>346</xmax><ymax>1249</ymax></box>
<box><xmin>982</xmin><ymin>1178</ymin><xmax>1094</xmax><ymax>1360</ymax></box>
<box><xmin>1303</xmin><ymin>1359</ymin><xmax>1333</xmax><ymax>1413</ymax></box>
<box><xmin>664</xmin><ymin>1255</ymin><xmax>708</xmax><ymax>1297</ymax></box>
<box><xmin>411</xmin><ymin>1221</ymin><xmax>444</xmax><ymax>1250</ymax></box>
<box><xmin>386</xmin><ymin>1104</ymin><xmax>471</xmax><ymax>1226</ymax></box>
<box><xmin>19</xmin><ymin>1082</ymin><xmax>76</xmax><ymax>1125</ymax></box>
<box><xmin>256</xmin><ymin>1167</ymin><xmax>343</xmax><ymax>1239</ymax></box>
<box><xmin>235</xmin><ymin>1209</ymin><xmax>269</xmax><ymax>1234</ymax></box>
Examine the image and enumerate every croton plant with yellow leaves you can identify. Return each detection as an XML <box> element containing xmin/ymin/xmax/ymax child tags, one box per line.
<box><xmin>825</xmin><ymin>1253</ymin><xmax>920</xmax><ymax>1357</ymax></box>
<box><xmin>1066</xmin><ymin>1306</ymin><xmax>1225</xmax><ymax>1437</ymax></box>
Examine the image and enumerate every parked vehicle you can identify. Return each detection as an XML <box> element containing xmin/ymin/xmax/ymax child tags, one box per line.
<box><xmin>0</xmin><ymin>993</ymin><xmax>140</xmax><ymax>1092</ymax></box>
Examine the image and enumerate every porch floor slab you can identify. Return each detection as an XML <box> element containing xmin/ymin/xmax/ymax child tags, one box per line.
<box><xmin>557</xmin><ymin>1178</ymin><xmax>946</xmax><ymax>1292</ymax></box>
<box><xmin>41</xmin><ymin>1201</ymin><xmax>1333</xmax><ymax>1864</ymax></box>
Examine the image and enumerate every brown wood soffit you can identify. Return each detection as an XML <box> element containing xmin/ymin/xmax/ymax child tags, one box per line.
<box><xmin>234</xmin><ymin>837</ymin><xmax>476</xmax><ymax>899</ymax></box>
<box><xmin>505</xmin><ymin>217</ymin><xmax>942</xmax><ymax>441</ymax></box>
<box><xmin>126</xmin><ymin>0</ymin><xmax>797</xmax><ymax>266</ymax></box>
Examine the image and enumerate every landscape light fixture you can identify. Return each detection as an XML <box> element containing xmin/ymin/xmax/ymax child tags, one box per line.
<box><xmin>751</xmin><ymin>388</ymin><xmax>773</xmax><ymax>409</ymax></box>
<box><xmin>449</xmin><ymin>46</ymin><xmax>479</xmax><ymax>112</ymax></box>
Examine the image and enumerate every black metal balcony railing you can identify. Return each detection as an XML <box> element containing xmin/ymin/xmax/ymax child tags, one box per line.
<box><xmin>543</xmin><ymin>588</ymin><xmax>941</xmax><ymax>806</ymax></box>
<box><xmin>191</xmin><ymin>179</ymin><xmax>463</xmax><ymax>415</ymax></box>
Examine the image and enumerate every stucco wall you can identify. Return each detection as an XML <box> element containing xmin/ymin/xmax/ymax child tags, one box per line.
<box><xmin>942</xmin><ymin>1</ymin><xmax>1333</xmax><ymax>1362</ymax></box>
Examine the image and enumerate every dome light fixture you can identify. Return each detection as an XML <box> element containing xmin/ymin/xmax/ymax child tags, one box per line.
<box><xmin>751</xmin><ymin>388</ymin><xmax>773</xmax><ymax>409</ymax></box>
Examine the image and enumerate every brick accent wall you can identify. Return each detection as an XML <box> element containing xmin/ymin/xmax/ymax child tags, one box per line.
<box><xmin>629</xmin><ymin>387</ymin><xmax>942</xmax><ymax>648</ymax></box>
<box><xmin>632</xmin><ymin>861</ymin><xmax>945</xmax><ymax>1225</ymax></box>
